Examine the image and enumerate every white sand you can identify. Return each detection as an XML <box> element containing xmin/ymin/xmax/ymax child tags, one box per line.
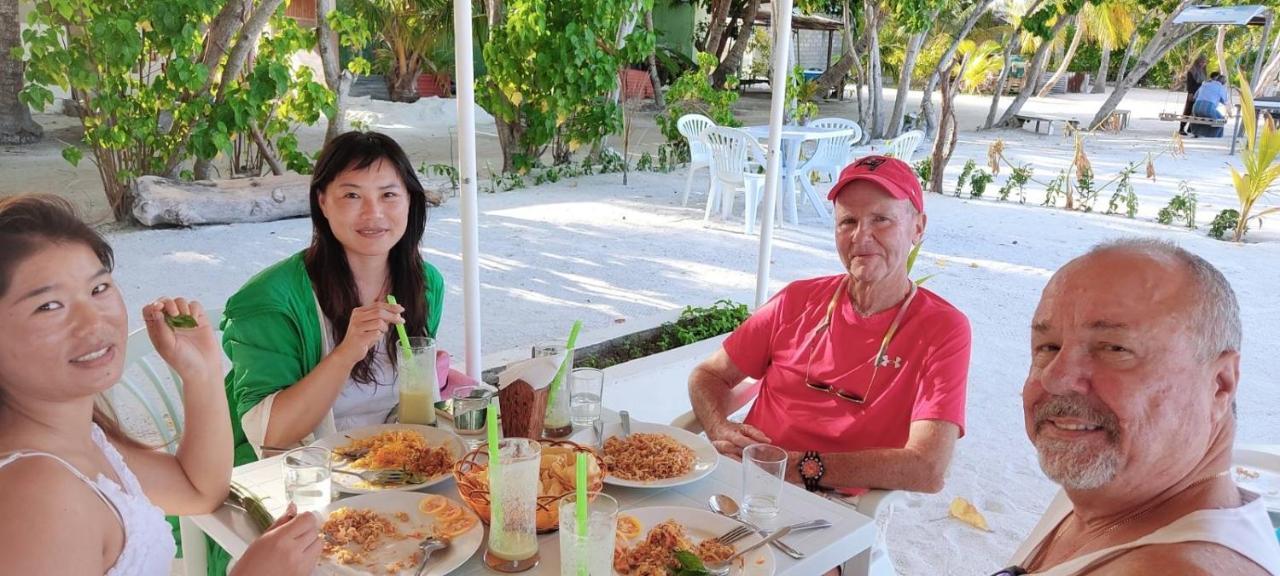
<box><xmin>5</xmin><ymin>88</ymin><xmax>1279</xmax><ymax>575</ymax></box>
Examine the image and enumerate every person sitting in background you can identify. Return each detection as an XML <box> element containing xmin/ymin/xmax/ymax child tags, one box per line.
<box><xmin>996</xmin><ymin>239</ymin><xmax>1280</xmax><ymax>575</ymax></box>
<box><xmin>1189</xmin><ymin>72</ymin><xmax>1230</xmax><ymax>138</ymax></box>
<box><xmin>0</xmin><ymin>195</ymin><xmax>319</xmax><ymax>576</ymax></box>
<box><xmin>688</xmin><ymin>156</ymin><xmax>971</xmax><ymax>496</ymax></box>
<box><xmin>1179</xmin><ymin>55</ymin><xmax>1208</xmax><ymax>136</ymax></box>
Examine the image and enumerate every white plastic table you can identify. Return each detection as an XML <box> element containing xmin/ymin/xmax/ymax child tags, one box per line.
<box><xmin>743</xmin><ymin>125</ymin><xmax>855</xmax><ymax>226</ymax></box>
<box><xmin>185</xmin><ymin>411</ymin><xmax>876</xmax><ymax>575</ymax></box>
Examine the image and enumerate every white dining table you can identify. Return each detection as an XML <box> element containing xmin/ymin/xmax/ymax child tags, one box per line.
<box><xmin>743</xmin><ymin>125</ymin><xmax>855</xmax><ymax>226</ymax></box>
<box><xmin>183</xmin><ymin>410</ymin><xmax>876</xmax><ymax>575</ymax></box>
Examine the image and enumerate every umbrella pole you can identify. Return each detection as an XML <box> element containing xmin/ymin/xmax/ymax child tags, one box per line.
<box><xmin>454</xmin><ymin>0</ymin><xmax>483</xmax><ymax>377</ymax></box>
<box><xmin>755</xmin><ymin>0</ymin><xmax>795</xmax><ymax>308</ymax></box>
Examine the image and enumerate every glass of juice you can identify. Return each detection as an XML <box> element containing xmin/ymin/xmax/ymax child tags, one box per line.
<box><xmin>282</xmin><ymin>446</ymin><xmax>331</xmax><ymax>514</ymax></box>
<box><xmin>557</xmin><ymin>492</ymin><xmax>617</xmax><ymax>576</ymax></box>
<box><xmin>396</xmin><ymin>336</ymin><xmax>438</xmax><ymax>426</ymax></box>
<box><xmin>484</xmin><ymin>438</ymin><xmax>542</xmax><ymax>572</ymax></box>
<box><xmin>532</xmin><ymin>342</ymin><xmax>573</xmax><ymax>438</ymax></box>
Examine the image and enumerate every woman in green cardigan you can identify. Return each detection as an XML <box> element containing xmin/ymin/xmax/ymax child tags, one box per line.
<box><xmin>221</xmin><ymin>131</ymin><xmax>446</xmax><ymax>466</ymax></box>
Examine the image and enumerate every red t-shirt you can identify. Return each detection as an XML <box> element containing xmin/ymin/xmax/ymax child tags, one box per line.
<box><xmin>725</xmin><ymin>275</ymin><xmax>971</xmax><ymax>461</ymax></box>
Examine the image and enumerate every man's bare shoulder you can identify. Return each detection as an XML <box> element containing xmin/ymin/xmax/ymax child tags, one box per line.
<box><xmin>1092</xmin><ymin>541</ymin><xmax>1271</xmax><ymax>576</ymax></box>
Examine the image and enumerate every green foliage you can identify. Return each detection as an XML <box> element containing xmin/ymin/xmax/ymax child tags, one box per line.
<box><xmin>656</xmin><ymin>300</ymin><xmax>750</xmax><ymax>350</ymax></box>
<box><xmin>348</xmin><ymin>0</ymin><xmax>452</xmax><ymax>100</ymax></box>
<box><xmin>478</xmin><ymin>0</ymin><xmax>655</xmax><ymax>171</ymax></box>
<box><xmin>1104</xmin><ymin>163</ymin><xmax>1139</xmax><ymax>218</ymax></box>
<box><xmin>656</xmin><ymin>52</ymin><xmax>741</xmax><ymax>154</ymax></box>
<box><xmin>969</xmin><ymin>169</ymin><xmax>994</xmax><ymax>198</ymax></box>
<box><xmin>1156</xmin><ymin>181</ymin><xmax>1198</xmax><ymax>229</ymax></box>
<box><xmin>1209</xmin><ymin>209</ymin><xmax>1240</xmax><ymax>240</ymax></box>
<box><xmin>423</xmin><ymin>163</ymin><xmax>459</xmax><ymax>191</ymax></box>
<box><xmin>913</xmin><ymin>158</ymin><xmax>932</xmax><ymax>191</ymax></box>
<box><xmin>786</xmin><ymin>65</ymin><xmax>820</xmax><ymax>124</ymax></box>
<box><xmin>745</xmin><ymin>27</ymin><xmax>771</xmax><ymax>80</ymax></box>
<box><xmin>955</xmin><ymin>159</ymin><xmax>976</xmax><ymax>197</ymax></box>
<box><xmin>1044</xmin><ymin>170</ymin><xmax>1068</xmax><ymax>207</ymax></box>
<box><xmin>636</xmin><ymin>145</ymin><xmax>682</xmax><ymax>173</ymax></box>
<box><xmin>956</xmin><ymin>39</ymin><xmax>1005</xmax><ymax>94</ymax></box>
<box><xmin>1074</xmin><ymin>166</ymin><xmax>1097</xmax><ymax>212</ymax></box>
<box><xmin>1229</xmin><ymin>71</ymin><xmax>1280</xmax><ymax>242</ymax></box>
<box><xmin>20</xmin><ymin>0</ymin><xmax>334</xmax><ymax>219</ymax></box>
<box><xmin>998</xmin><ymin>164</ymin><xmax>1033</xmax><ymax>203</ymax></box>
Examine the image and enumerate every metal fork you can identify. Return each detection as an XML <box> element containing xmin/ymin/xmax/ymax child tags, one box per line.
<box><xmin>414</xmin><ymin>535</ymin><xmax>450</xmax><ymax>576</ymax></box>
<box><xmin>714</xmin><ymin>525</ymin><xmax>753</xmax><ymax>546</ymax></box>
<box><xmin>331</xmin><ymin>468</ymin><xmax>412</xmax><ymax>485</ymax></box>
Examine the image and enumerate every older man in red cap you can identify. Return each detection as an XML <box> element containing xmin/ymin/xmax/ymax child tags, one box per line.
<box><xmin>688</xmin><ymin>155</ymin><xmax>971</xmax><ymax>496</ymax></box>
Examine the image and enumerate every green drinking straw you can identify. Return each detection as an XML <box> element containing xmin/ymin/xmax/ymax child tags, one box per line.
<box><xmin>486</xmin><ymin>400</ymin><xmax>503</xmax><ymax>532</ymax></box>
<box><xmin>385</xmin><ymin>295</ymin><xmax>414</xmax><ymax>360</ymax></box>
<box><xmin>575</xmin><ymin>452</ymin><xmax>589</xmax><ymax>576</ymax></box>
<box><xmin>545</xmin><ymin>320</ymin><xmax>583</xmax><ymax>410</ymax></box>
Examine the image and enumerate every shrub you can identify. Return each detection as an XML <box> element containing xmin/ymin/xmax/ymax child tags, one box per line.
<box><xmin>969</xmin><ymin>170</ymin><xmax>994</xmax><ymax>199</ymax></box>
<box><xmin>955</xmin><ymin>159</ymin><xmax>976</xmax><ymax>197</ymax></box>
<box><xmin>1209</xmin><ymin>209</ymin><xmax>1240</xmax><ymax>240</ymax></box>
<box><xmin>1156</xmin><ymin>182</ymin><xmax>1197</xmax><ymax>229</ymax></box>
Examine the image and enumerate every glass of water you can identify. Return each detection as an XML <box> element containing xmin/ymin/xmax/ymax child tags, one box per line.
<box><xmin>452</xmin><ymin>387</ymin><xmax>493</xmax><ymax>449</ymax></box>
<box><xmin>557</xmin><ymin>492</ymin><xmax>617</xmax><ymax>576</ymax></box>
<box><xmin>283</xmin><ymin>446</ymin><xmax>332</xmax><ymax>514</ymax></box>
<box><xmin>742</xmin><ymin>443</ymin><xmax>787</xmax><ymax>521</ymax></box>
<box><xmin>569</xmin><ymin>368</ymin><xmax>604</xmax><ymax>427</ymax></box>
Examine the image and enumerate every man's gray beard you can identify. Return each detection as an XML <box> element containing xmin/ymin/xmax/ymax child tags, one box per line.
<box><xmin>1033</xmin><ymin>436</ymin><xmax>1121</xmax><ymax>490</ymax></box>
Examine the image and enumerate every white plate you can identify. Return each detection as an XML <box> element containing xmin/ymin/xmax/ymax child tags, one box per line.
<box><xmin>609</xmin><ymin>506</ymin><xmax>775</xmax><ymax>576</ymax></box>
<box><xmin>570</xmin><ymin>420</ymin><xmax>718</xmax><ymax>488</ymax></box>
<box><xmin>1233</xmin><ymin>448</ymin><xmax>1280</xmax><ymax>513</ymax></box>
<box><xmin>312</xmin><ymin>424</ymin><xmax>466</xmax><ymax>494</ymax></box>
<box><xmin>317</xmin><ymin>491</ymin><xmax>482</xmax><ymax>576</ymax></box>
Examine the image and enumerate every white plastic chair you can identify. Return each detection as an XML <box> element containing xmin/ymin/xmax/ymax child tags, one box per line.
<box><xmin>671</xmin><ymin>379</ymin><xmax>901</xmax><ymax>576</ymax></box>
<box><xmin>797</xmin><ymin>118</ymin><xmax>864</xmax><ymax>213</ymax></box>
<box><xmin>702</xmin><ymin>126</ymin><xmax>776</xmax><ymax>235</ymax></box>
<box><xmin>677</xmin><ymin>114</ymin><xmax>716</xmax><ymax>207</ymax></box>
<box><xmin>883</xmin><ymin>130</ymin><xmax>925</xmax><ymax>163</ymax></box>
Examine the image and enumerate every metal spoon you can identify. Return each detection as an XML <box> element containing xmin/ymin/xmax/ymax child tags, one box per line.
<box><xmin>708</xmin><ymin>494</ymin><xmax>806</xmax><ymax>559</ymax></box>
<box><xmin>620</xmin><ymin>410</ymin><xmax>631</xmax><ymax>438</ymax></box>
<box><xmin>705</xmin><ymin>525</ymin><xmax>793</xmax><ymax>576</ymax></box>
<box><xmin>413</xmin><ymin>535</ymin><xmax>450</xmax><ymax>576</ymax></box>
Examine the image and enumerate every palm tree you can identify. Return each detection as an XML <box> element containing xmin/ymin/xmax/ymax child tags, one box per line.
<box><xmin>1089</xmin><ymin>0</ymin><xmax>1138</xmax><ymax>94</ymax></box>
<box><xmin>0</xmin><ymin>0</ymin><xmax>42</xmax><ymax>144</ymax></box>
<box><xmin>350</xmin><ymin>0</ymin><xmax>453</xmax><ymax>102</ymax></box>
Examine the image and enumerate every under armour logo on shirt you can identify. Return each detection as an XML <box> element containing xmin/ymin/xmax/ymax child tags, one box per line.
<box><xmin>878</xmin><ymin>355</ymin><xmax>904</xmax><ymax>368</ymax></box>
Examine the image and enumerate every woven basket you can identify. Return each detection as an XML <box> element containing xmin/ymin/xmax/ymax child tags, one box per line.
<box><xmin>452</xmin><ymin>440</ymin><xmax>606</xmax><ymax>533</ymax></box>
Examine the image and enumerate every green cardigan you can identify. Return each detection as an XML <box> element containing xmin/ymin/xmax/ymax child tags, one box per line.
<box><xmin>220</xmin><ymin>251</ymin><xmax>444</xmax><ymax>466</ymax></box>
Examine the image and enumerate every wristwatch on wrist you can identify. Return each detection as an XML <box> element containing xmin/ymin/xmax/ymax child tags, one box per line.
<box><xmin>798</xmin><ymin>451</ymin><xmax>824</xmax><ymax>492</ymax></box>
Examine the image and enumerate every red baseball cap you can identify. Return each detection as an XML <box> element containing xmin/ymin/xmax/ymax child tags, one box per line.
<box><xmin>827</xmin><ymin>155</ymin><xmax>924</xmax><ymax>213</ymax></box>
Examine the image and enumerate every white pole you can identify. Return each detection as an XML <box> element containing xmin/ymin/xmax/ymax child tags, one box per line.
<box><xmin>755</xmin><ymin>0</ymin><xmax>794</xmax><ymax>308</ymax></box>
<box><xmin>454</xmin><ymin>0</ymin><xmax>482</xmax><ymax>378</ymax></box>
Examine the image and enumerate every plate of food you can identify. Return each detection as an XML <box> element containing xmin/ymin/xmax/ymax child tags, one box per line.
<box><xmin>313</xmin><ymin>424</ymin><xmax>466</xmax><ymax>493</ymax></box>
<box><xmin>318</xmin><ymin>492</ymin><xmax>483</xmax><ymax>575</ymax></box>
<box><xmin>1232</xmin><ymin>448</ymin><xmax>1280</xmax><ymax>514</ymax></box>
<box><xmin>609</xmin><ymin>506</ymin><xmax>775</xmax><ymax>576</ymax></box>
<box><xmin>570</xmin><ymin>420</ymin><xmax>717</xmax><ymax>488</ymax></box>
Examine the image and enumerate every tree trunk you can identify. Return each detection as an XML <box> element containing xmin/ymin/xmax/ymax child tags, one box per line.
<box><xmin>386</xmin><ymin>69</ymin><xmax>422</xmax><ymax>103</ymax></box>
<box><xmin>887</xmin><ymin>17</ymin><xmax>935</xmax><ymax>137</ymax></box>
<box><xmin>193</xmin><ymin>0</ymin><xmax>289</xmax><ymax>180</ymax></box>
<box><xmin>1215</xmin><ymin>25</ymin><xmax>1229</xmax><ymax>89</ymax></box>
<box><xmin>703</xmin><ymin>0</ymin><xmax>732</xmax><ymax>54</ymax></box>
<box><xmin>317</xmin><ymin>0</ymin><xmax>350</xmax><ymax>143</ymax></box>
<box><xmin>984</xmin><ymin>30</ymin><xmax>1019</xmax><ymax>129</ymax></box>
<box><xmin>1115</xmin><ymin>22</ymin><xmax>1141</xmax><ymax>87</ymax></box>
<box><xmin>0</xmin><ymin>0</ymin><xmax>41</xmax><ymax>145</ymax></box>
<box><xmin>645</xmin><ymin>9</ymin><xmax>665</xmax><ymax>107</ymax></box>
<box><xmin>1037</xmin><ymin>14</ymin><xmax>1085</xmax><ymax>98</ymax></box>
<box><xmin>1089</xmin><ymin>1</ymin><xmax>1202</xmax><ymax>129</ymax></box>
<box><xmin>1092</xmin><ymin>36</ymin><xmax>1111</xmax><ymax>93</ymax></box>
<box><xmin>995</xmin><ymin>14</ymin><xmax>1071</xmax><ymax>128</ymax></box>
<box><xmin>814</xmin><ymin>0</ymin><xmax>857</xmax><ymax>98</ymax></box>
<box><xmin>929</xmin><ymin>57</ymin><xmax>963</xmax><ymax>195</ymax></box>
<box><xmin>864</xmin><ymin>0</ymin><xmax>884</xmax><ymax>137</ymax></box>
<box><xmin>713</xmin><ymin>0</ymin><xmax>762</xmax><ymax>87</ymax></box>
<box><xmin>921</xmin><ymin>0</ymin><xmax>997</xmax><ymax>136</ymax></box>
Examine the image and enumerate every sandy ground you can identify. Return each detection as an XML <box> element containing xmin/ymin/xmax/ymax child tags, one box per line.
<box><xmin>3</xmin><ymin>87</ymin><xmax>1279</xmax><ymax>575</ymax></box>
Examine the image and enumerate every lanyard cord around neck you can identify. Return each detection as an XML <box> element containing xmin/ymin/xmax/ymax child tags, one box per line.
<box><xmin>816</xmin><ymin>277</ymin><xmax>918</xmax><ymax>366</ymax></box>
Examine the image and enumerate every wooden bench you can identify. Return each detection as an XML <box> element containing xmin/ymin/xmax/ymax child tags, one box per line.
<box><xmin>1158</xmin><ymin>112</ymin><xmax>1227</xmax><ymax>127</ymax></box>
<box><xmin>1011</xmin><ymin>114</ymin><xmax>1078</xmax><ymax>135</ymax></box>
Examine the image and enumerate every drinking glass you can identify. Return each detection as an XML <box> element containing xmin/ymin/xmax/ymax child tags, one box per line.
<box><xmin>282</xmin><ymin>446</ymin><xmax>332</xmax><ymax>514</ymax></box>
<box><xmin>569</xmin><ymin>368</ymin><xmax>604</xmax><ymax>427</ymax></box>
<box><xmin>484</xmin><ymin>438</ymin><xmax>542</xmax><ymax>572</ymax></box>
<box><xmin>397</xmin><ymin>336</ymin><xmax>438</xmax><ymax>426</ymax></box>
<box><xmin>533</xmin><ymin>342</ymin><xmax>573</xmax><ymax>438</ymax></box>
<box><xmin>742</xmin><ymin>443</ymin><xmax>787</xmax><ymax>521</ymax></box>
<box><xmin>452</xmin><ymin>387</ymin><xmax>493</xmax><ymax>448</ymax></box>
<box><xmin>557</xmin><ymin>492</ymin><xmax>617</xmax><ymax>576</ymax></box>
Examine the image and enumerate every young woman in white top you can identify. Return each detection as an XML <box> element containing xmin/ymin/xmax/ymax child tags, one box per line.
<box><xmin>0</xmin><ymin>195</ymin><xmax>320</xmax><ymax>575</ymax></box>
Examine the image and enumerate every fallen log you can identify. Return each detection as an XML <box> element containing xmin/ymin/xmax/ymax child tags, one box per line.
<box><xmin>129</xmin><ymin>173</ymin><xmax>449</xmax><ymax>227</ymax></box>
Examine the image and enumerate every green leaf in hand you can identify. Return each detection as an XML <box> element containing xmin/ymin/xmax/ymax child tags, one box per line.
<box><xmin>164</xmin><ymin>314</ymin><xmax>198</xmax><ymax>329</ymax></box>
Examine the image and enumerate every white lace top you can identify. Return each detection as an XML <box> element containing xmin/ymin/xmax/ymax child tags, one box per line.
<box><xmin>0</xmin><ymin>424</ymin><xmax>176</xmax><ymax>575</ymax></box>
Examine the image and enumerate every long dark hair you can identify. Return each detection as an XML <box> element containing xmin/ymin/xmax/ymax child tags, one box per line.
<box><xmin>304</xmin><ymin>131</ymin><xmax>430</xmax><ymax>384</ymax></box>
<box><xmin>0</xmin><ymin>195</ymin><xmax>146</xmax><ymax>448</ymax></box>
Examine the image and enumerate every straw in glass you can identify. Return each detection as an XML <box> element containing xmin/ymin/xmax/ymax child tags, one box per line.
<box><xmin>545</xmin><ymin>320</ymin><xmax>583</xmax><ymax>410</ymax></box>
